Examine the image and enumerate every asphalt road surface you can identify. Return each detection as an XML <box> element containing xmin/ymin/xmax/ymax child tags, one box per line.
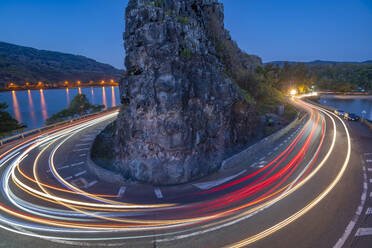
<box><xmin>0</xmin><ymin>97</ymin><xmax>371</xmax><ymax>248</ymax></box>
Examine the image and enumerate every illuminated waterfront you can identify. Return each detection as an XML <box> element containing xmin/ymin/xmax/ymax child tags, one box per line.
<box><xmin>319</xmin><ymin>95</ymin><xmax>372</xmax><ymax>120</ymax></box>
<box><xmin>0</xmin><ymin>87</ymin><xmax>120</xmax><ymax>130</ymax></box>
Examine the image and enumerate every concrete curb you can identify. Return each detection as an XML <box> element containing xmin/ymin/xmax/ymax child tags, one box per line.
<box><xmin>221</xmin><ymin>112</ymin><xmax>308</xmax><ymax>170</ymax></box>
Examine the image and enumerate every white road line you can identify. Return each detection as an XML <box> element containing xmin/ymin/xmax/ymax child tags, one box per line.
<box><xmin>193</xmin><ymin>170</ymin><xmax>247</xmax><ymax>190</ymax></box>
<box><xmin>85</xmin><ymin>180</ymin><xmax>98</xmax><ymax>188</ymax></box>
<box><xmin>70</xmin><ymin>162</ymin><xmax>85</xmax><ymax>167</ymax></box>
<box><xmin>65</xmin><ymin>176</ymin><xmax>73</xmax><ymax>180</ymax></box>
<box><xmin>154</xmin><ymin>188</ymin><xmax>163</xmax><ymax>199</ymax></box>
<box><xmin>335</xmin><ymin>158</ymin><xmax>368</xmax><ymax>248</ymax></box>
<box><xmin>58</xmin><ymin>165</ymin><xmax>70</xmax><ymax>170</ymax></box>
<box><xmin>73</xmin><ymin>148</ymin><xmax>90</xmax><ymax>152</ymax></box>
<box><xmin>75</xmin><ymin>143</ymin><xmax>90</xmax><ymax>147</ymax></box>
<box><xmin>355</xmin><ymin>228</ymin><xmax>372</xmax><ymax>237</ymax></box>
<box><xmin>250</xmin><ymin>163</ymin><xmax>258</xmax><ymax>168</ymax></box>
<box><xmin>74</xmin><ymin>170</ymin><xmax>87</xmax><ymax>177</ymax></box>
<box><xmin>274</xmin><ymin>147</ymin><xmax>279</xmax><ymax>151</ymax></box>
<box><xmin>117</xmin><ymin>186</ymin><xmax>126</xmax><ymax>197</ymax></box>
<box><xmin>366</xmin><ymin>208</ymin><xmax>372</xmax><ymax>215</ymax></box>
<box><xmin>79</xmin><ymin>154</ymin><xmax>87</xmax><ymax>157</ymax></box>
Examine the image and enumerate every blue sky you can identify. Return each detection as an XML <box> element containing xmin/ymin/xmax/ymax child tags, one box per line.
<box><xmin>0</xmin><ymin>0</ymin><xmax>371</xmax><ymax>69</ymax></box>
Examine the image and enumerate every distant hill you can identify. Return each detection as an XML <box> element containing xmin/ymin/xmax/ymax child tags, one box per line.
<box><xmin>266</xmin><ymin>60</ymin><xmax>372</xmax><ymax>67</ymax></box>
<box><xmin>0</xmin><ymin>42</ymin><xmax>123</xmax><ymax>87</ymax></box>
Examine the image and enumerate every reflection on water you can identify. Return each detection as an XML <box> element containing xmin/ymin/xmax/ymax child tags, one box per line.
<box><xmin>11</xmin><ymin>91</ymin><xmax>22</xmax><ymax>123</ymax></box>
<box><xmin>0</xmin><ymin>86</ymin><xmax>120</xmax><ymax>130</ymax></box>
<box><xmin>66</xmin><ymin>88</ymin><xmax>70</xmax><ymax>105</ymax></box>
<box><xmin>111</xmin><ymin>86</ymin><xmax>116</xmax><ymax>107</ymax></box>
<box><xmin>91</xmin><ymin>88</ymin><xmax>95</xmax><ymax>105</ymax></box>
<box><xmin>320</xmin><ymin>96</ymin><xmax>372</xmax><ymax>120</ymax></box>
<box><xmin>27</xmin><ymin>90</ymin><xmax>36</xmax><ymax>126</ymax></box>
<box><xmin>102</xmin><ymin>87</ymin><xmax>107</xmax><ymax>110</ymax></box>
<box><xmin>40</xmin><ymin>89</ymin><xmax>48</xmax><ymax>122</ymax></box>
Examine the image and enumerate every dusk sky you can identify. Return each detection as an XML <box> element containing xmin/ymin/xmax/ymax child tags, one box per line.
<box><xmin>0</xmin><ymin>0</ymin><xmax>371</xmax><ymax>69</ymax></box>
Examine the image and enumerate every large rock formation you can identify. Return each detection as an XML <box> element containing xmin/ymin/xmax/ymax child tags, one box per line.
<box><xmin>112</xmin><ymin>0</ymin><xmax>261</xmax><ymax>185</ymax></box>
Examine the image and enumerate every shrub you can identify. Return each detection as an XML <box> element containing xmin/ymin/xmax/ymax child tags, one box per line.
<box><xmin>176</xmin><ymin>16</ymin><xmax>189</xmax><ymax>25</ymax></box>
<box><xmin>180</xmin><ymin>48</ymin><xmax>192</xmax><ymax>59</ymax></box>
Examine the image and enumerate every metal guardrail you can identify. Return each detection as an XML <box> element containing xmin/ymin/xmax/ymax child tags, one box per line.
<box><xmin>0</xmin><ymin>106</ymin><xmax>120</xmax><ymax>147</ymax></box>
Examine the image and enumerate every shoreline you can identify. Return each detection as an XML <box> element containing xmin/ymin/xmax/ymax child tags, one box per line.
<box><xmin>320</xmin><ymin>94</ymin><xmax>372</xmax><ymax>99</ymax></box>
<box><xmin>0</xmin><ymin>85</ymin><xmax>119</xmax><ymax>93</ymax></box>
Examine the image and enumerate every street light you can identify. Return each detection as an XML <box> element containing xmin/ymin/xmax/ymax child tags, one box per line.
<box><xmin>290</xmin><ymin>89</ymin><xmax>297</xmax><ymax>96</ymax></box>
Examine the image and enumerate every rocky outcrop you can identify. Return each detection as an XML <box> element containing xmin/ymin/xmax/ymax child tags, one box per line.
<box><xmin>111</xmin><ymin>0</ymin><xmax>261</xmax><ymax>185</ymax></box>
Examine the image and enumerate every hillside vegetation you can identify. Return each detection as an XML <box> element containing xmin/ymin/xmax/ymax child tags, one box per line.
<box><xmin>0</xmin><ymin>42</ymin><xmax>122</xmax><ymax>88</ymax></box>
<box><xmin>265</xmin><ymin>61</ymin><xmax>372</xmax><ymax>92</ymax></box>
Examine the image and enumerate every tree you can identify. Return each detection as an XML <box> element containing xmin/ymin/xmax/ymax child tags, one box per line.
<box><xmin>68</xmin><ymin>94</ymin><xmax>93</xmax><ymax>116</ymax></box>
<box><xmin>0</xmin><ymin>102</ymin><xmax>26</xmax><ymax>137</ymax></box>
<box><xmin>45</xmin><ymin>94</ymin><xmax>104</xmax><ymax>125</ymax></box>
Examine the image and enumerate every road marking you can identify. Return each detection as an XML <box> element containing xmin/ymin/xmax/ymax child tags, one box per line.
<box><xmin>370</xmin><ymin>192</ymin><xmax>372</xmax><ymax>198</ymax></box>
<box><xmin>73</xmin><ymin>148</ymin><xmax>90</xmax><ymax>152</ymax></box>
<box><xmin>366</xmin><ymin>208</ymin><xmax>372</xmax><ymax>215</ymax></box>
<box><xmin>154</xmin><ymin>188</ymin><xmax>163</xmax><ymax>199</ymax></box>
<box><xmin>74</xmin><ymin>170</ymin><xmax>87</xmax><ymax>177</ymax></box>
<box><xmin>79</xmin><ymin>154</ymin><xmax>87</xmax><ymax>157</ymax></box>
<box><xmin>250</xmin><ymin>163</ymin><xmax>257</xmax><ymax>168</ymax></box>
<box><xmin>335</xmin><ymin>157</ymin><xmax>368</xmax><ymax>248</ymax></box>
<box><xmin>75</xmin><ymin>143</ymin><xmax>90</xmax><ymax>147</ymax></box>
<box><xmin>117</xmin><ymin>186</ymin><xmax>126</xmax><ymax>197</ymax></box>
<box><xmin>367</xmin><ymin>160</ymin><xmax>372</xmax><ymax>163</ymax></box>
<box><xmin>85</xmin><ymin>180</ymin><xmax>98</xmax><ymax>188</ymax></box>
<box><xmin>364</xmin><ymin>153</ymin><xmax>372</xmax><ymax>156</ymax></box>
<box><xmin>193</xmin><ymin>170</ymin><xmax>247</xmax><ymax>190</ymax></box>
<box><xmin>274</xmin><ymin>147</ymin><xmax>279</xmax><ymax>151</ymax></box>
<box><xmin>58</xmin><ymin>165</ymin><xmax>70</xmax><ymax>170</ymax></box>
<box><xmin>65</xmin><ymin>176</ymin><xmax>73</xmax><ymax>180</ymax></box>
<box><xmin>355</xmin><ymin>228</ymin><xmax>372</xmax><ymax>237</ymax></box>
<box><xmin>368</xmin><ymin>168</ymin><xmax>372</xmax><ymax>172</ymax></box>
<box><xmin>370</xmin><ymin>179</ymin><xmax>372</xmax><ymax>184</ymax></box>
<box><xmin>70</xmin><ymin>161</ymin><xmax>85</xmax><ymax>167</ymax></box>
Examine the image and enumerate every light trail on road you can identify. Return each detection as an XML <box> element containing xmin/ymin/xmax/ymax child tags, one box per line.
<box><xmin>0</xmin><ymin>98</ymin><xmax>352</xmax><ymax>246</ymax></box>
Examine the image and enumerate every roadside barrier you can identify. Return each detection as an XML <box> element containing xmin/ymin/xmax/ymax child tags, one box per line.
<box><xmin>0</xmin><ymin>106</ymin><xmax>120</xmax><ymax>147</ymax></box>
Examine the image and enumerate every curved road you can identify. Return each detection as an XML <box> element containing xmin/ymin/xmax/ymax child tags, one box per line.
<box><xmin>0</xmin><ymin>98</ymin><xmax>371</xmax><ymax>248</ymax></box>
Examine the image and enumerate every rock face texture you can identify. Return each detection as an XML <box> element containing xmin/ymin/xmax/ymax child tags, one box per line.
<box><xmin>114</xmin><ymin>0</ymin><xmax>261</xmax><ymax>185</ymax></box>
